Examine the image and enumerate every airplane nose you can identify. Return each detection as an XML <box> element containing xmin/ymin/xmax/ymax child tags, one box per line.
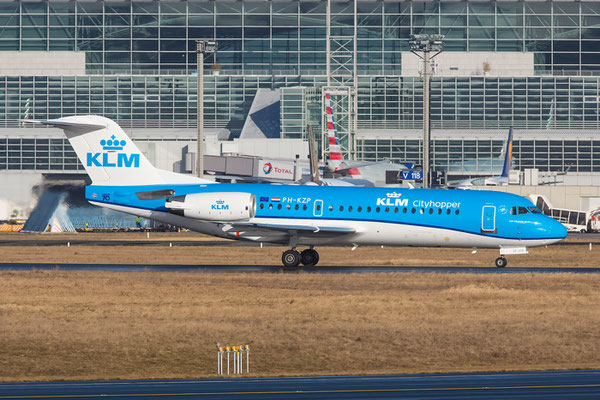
<box><xmin>548</xmin><ymin>217</ymin><xmax>568</xmax><ymax>239</ymax></box>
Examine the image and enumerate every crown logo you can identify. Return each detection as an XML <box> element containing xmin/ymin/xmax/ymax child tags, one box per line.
<box><xmin>386</xmin><ymin>192</ymin><xmax>402</xmax><ymax>198</ymax></box>
<box><xmin>216</xmin><ymin>200</ymin><xmax>225</xmax><ymax>204</ymax></box>
<box><xmin>100</xmin><ymin>135</ymin><xmax>126</xmax><ymax>151</ymax></box>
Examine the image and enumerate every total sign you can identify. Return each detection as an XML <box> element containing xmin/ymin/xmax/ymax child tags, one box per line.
<box><xmin>258</xmin><ymin>160</ymin><xmax>296</xmax><ymax>180</ymax></box>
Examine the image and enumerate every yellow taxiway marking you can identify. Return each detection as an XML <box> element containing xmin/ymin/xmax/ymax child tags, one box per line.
<box><xmin>2</xmin><ymin>384</ymin><xmax>600</xmax><ymax>398</ymax></box>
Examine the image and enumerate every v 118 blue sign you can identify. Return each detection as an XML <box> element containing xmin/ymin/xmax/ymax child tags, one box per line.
<box><xmin>401</xmin><ymin>170</ymin><xmax>423</xmax><ymax>181</ymax></box>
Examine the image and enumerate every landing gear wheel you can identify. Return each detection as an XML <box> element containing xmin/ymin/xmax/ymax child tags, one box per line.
<box><xmin>282</xmin><ymin>250</ymin><xmax>301</xmax><ymax>268</ymax></box>
<box><xmin>495</xmin><ymin>256</ymin><xmax>508</xmax><ymax>268</ymax></box>
<box><xmin>301</xmin><ymin>249</ymin><xmax>320</xmax><ymax>267</ymax></box>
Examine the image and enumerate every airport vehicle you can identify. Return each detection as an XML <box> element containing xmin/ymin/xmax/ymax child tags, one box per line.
<box><xmin>529</xmin><ymin>194</ymin><xmax>589</xmax><ymax>233</ymax></box>
<box><xmin>589</xmin><ymin>209</ymin><xmax>600</xmax><ymax>232</ymax></box>
<box><xmin>33</xmin><ymin>116</ymin><xmax>566</xmax><ymax>268</ymax></box>
<box><xmin>450</xmin><ymin>127</ymin><xmax>513</xmax><ymax>189</ymax></box>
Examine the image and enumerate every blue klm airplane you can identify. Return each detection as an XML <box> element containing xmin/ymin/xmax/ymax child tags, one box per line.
<box><xmin>33</xmin><ymin>116</ymin><xmax>566</xmax><ymax>268</ymax></box>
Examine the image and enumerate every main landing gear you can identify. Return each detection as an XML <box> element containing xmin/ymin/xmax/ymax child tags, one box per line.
<box><xmin>495</xmin><ymin>256</ymin><xmax>508</xmax><ymax>268</ymax></box>
<box><xmin>282</xmin><ymin>247</ymin><xmax>320</xmax><ymax>268</ymax></box>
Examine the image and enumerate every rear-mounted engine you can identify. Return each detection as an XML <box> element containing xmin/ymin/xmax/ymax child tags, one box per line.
<box><xmin>165</xmin><ymin>192</ymin><xmax>256</xmax><ymax>221</ymax></box>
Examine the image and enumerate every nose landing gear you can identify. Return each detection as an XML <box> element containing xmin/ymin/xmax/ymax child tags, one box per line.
<box><xmin>282</xmin><ymin>247</ymin><xmax>320</xmax><ymax>268</ymax></box>
<box><xmin>495</xmin><ymin>256</ymin><xmax>508</xmax><ymax>268</ymax></box>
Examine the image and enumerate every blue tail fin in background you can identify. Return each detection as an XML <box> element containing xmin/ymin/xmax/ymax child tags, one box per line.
<box><xmin>501</xmin><ymin>127</ymin><xmax>513</xmax><ymax>179</ymax></box>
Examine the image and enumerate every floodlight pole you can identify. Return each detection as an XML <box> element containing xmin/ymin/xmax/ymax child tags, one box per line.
<box><xmin>422</xmin><ymin>49</ymin><xmax>431</xmax><ymax>189</ymax></box>
<box><xmin>196</xmin><ymin>40</ymin><xmax>217</xmax><ymax>178</ymax></box>
<box><xmin>410</xmin><ymin>34</ymin><xmax>444</xmax><ymax>189</ymax></box>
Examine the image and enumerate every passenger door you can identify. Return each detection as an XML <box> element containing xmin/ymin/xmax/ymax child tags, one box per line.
<box><xmin>481</xmin><ymin>205</ymin><xmax>497</xmax><ymax>233</ymax></box>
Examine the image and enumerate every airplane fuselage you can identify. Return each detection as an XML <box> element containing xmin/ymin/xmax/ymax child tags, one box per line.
<box><xmin>86</xmin><ymin>183</ymin><xmax>566</xmax><ymax>249</ymax></box>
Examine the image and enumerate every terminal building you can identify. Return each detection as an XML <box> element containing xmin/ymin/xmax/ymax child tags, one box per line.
<box><xmin>3</xmin><ymin>0</ymin><xmax>600</xmax><ymax>222</ymax></box>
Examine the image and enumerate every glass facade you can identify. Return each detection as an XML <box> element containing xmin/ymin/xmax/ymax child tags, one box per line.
<box><xmin>3</xmin><ymin>135</ymin><xmax>599</xmax><ymax>174</ymax></box>
<box><xmin>3</xmin><ymin>75</ymin><xmax>599</xmax><ymax>130</ymax></box>
<box><xmin>356</xmin><ymin>137</ymin><xmax>600</xmax><ymax>174</ymax></box>
<box><xmin>2</xmin><ymin>1</ymin><xmax>600</xmax><ymax>176</ymax></box>
<box><xmin>2</xmin><ymin>1</ymin><xmax>600</xmax><ymax>74</ymax></box>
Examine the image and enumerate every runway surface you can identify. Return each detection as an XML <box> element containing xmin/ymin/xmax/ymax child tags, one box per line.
<box><xmin>1</xmin><ymin>370</ymin><xmax>599</xmax><ymax>399</ymax></box>
<box><xmin>1</xmin><ymin>262</ymin><xmax>599</xmax><ymax>273</ymax></box>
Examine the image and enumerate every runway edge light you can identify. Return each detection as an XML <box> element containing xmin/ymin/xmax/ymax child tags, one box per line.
<box><xmin>217</xmin><ymin>344</ymin><xmax>250</xmax><ymax>376</ymax></box>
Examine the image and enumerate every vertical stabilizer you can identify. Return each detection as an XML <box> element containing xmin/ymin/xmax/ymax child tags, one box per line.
<box><xmin>323</xmin><ymin>92</ymin><xmax>361</xmax><ymax>177</ymax></box>
<box><xmin>501</xmin><ymin>127</ymin><xmax>513</xmax><ymax>178</ymax></box>
<box><xmin>34</xmin><ymin>116</ymin><xmax>165</xmax><ymax>185</ymax></box>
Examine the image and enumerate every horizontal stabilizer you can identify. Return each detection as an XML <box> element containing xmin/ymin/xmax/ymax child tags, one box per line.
<box><xmin>25</xmin><ymin>119</ymin><xmax>106</xmax><ymax>131</ymax></box>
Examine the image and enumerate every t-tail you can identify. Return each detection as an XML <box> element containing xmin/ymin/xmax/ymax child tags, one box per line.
<box><xmin>28</xmin><ymin>116</ymin><xmax>210</xmax><ymax>186</ymax></box>
<box><xmin>500</xmin><ymin>126</ymin><xmax>513</xmax><ymax>179</ymax></box>
<box><xmin>323</xmin><ymin>92</ymin><xmax>361</xmax><ymax>177</ymax></box>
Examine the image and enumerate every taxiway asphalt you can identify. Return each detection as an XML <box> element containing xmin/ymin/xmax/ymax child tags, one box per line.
<box><xmin>1</xmin><ymin>370</ymin><xmax>599</xmax><ymax>399</ymax></box>
<box><xmin>0</xmin><ymin>262</ymin><xmax>599</xmax><ymax>273</ymax></box>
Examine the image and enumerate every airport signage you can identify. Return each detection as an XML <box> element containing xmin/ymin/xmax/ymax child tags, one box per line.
<box><xmin>401</xmin><ymin>170</ymin><xmax>423</xmax><ymax>181</ymax></box>
<box><xmin>258</xmin><ymin>160</ymin><xmax>296</xmax><ymax>180</ymax></box>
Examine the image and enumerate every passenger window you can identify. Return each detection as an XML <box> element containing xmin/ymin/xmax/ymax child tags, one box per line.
<box><xmin>446</xmin><ymin>209</ymin><xmax>451</xmax><ymax>215</ymax></box>
<box><xmin>316</xmin><ymin>204</ymin><xmax>321</xmax><ymax>211</ymax></box>
<box><xmin>510</xmin><ymin>207</ymin><xmax>517</xmax><ymax>215</ymax></box>
<box><xmin>455</xmin><ymin>209</ymin><xmax>459</xmax><ymax>215</ymax></box>
<box><xmin>518</xmin><ymin>206</ymin><xmax>529</xmax><ymax>215</ymax></box>
<box><xmin>394</xmin><ymin>207</ymin><xmax>398</xmax><ymax>213</ymax></box>
<box><xmin>428</xmin><ymin>208</ymin><xmax>433</xmax><ymax>214</ymax></box>
<box><xmin>376</xmin><ymin>207</ymin><xmax>380</xmax><ymax>213</ymax></box>
<box><xmin>420</xmin><ymin>208</ymin><xmax>424</xmax><ymax>214</ymax></box>
<box><xmin>294</xmin><ymin>204</ymin><xmax>299</xmax><ymax>210</ymax></box>
<box><xmin>328</xmin><ymin>205</ymin><xmax>333</xmax><ymax>211</ymax></box>
<box><xmin>303</xmin><ymin>204</ymin><xmax>307</xmax><ymax>210</ymax></box>
<box><xmin>411</xmin><ymin>208</ymin><xmax>416</xmax><ymax>214</ymax></box>
<box><xmin>348</xmin><ymin>206</ymin><xmax>353</xmax><ymax>212</ymax></box>
<box><xmin>339</xmin><ymin>206</ymin><xmax>344</xmax><ymax>211</ymax></box>
<box><xmin>358</xmin><ymin>206</ymin><xmax>362</xmax><ymax>212</ymax></box>
<box><xmin>286</xmin><ymin>204</ymin><xmax>291</xmax><ymax>210</ymax></box>
<box><xmin>437</xmin><ymin>208</ymin><xmax>442</xmax><ymax>214</ymax></box>
<box><xmin>259</xmin><ymin>203</ymin><xmax>264</xmax><ymax>209</ymax></box>
<box><xmin>367</xmin><ymin>206</ymin><xmax>371</xmax><ymax>212</ymax></box>
<box><xmin>277</xmin><ymin>204</ymin><xmax>282</xmax><ymax>210</ymax></box>
<box><xmin>403</xmin><ymin>207</ymin><xmax>407</xmax><ymax>213</ymax></box>
<box><xmin>268</xmin><ymin>204</ymin><xmax>273</xmax><ymax>210</ymax></box>
<box><xmin>385</xmin><ymin>207</ymin><xmax>389</xmax><ymax>213</ymax></box>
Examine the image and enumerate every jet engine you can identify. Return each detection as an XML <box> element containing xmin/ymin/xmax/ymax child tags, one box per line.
<box><xmin>165</xmin><ymin>192</ymin><xmax>256</xmax><ymax>221</ymax></box>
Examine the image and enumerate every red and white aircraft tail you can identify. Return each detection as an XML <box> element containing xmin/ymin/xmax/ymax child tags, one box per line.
<box><xmin>324</xmin><ymin>92</ymin><xmax>361</xmax><ymax>178</ymax></box>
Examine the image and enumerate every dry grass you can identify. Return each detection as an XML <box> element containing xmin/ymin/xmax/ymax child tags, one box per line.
<box><xmin>0</xmin><ymin>271</ymin><xmax>599</xmax><ymax>381</ymax></box>
<box><xmin>0</xmin><ymin>231</ymin><xmax>598</xmax><ymax>268</ymax></box>
<box><xmin>0</xmin><ymin>242</ymin><xmax>598</xmax><ymax>267</ymax></box>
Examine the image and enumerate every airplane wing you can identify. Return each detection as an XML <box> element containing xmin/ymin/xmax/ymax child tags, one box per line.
<box><xmin>226</xmin><ymin>221</ymin><xmax>355</xmax><ymax>238</ymax></box>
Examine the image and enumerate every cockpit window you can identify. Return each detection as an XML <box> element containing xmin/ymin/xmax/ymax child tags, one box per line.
<box><xmin>527</xmin><ymin>206</ymin><xmax>542</xmax><ymax>214</ymax></box>
<box><xmin>510</xmin><ymin>207</ymin><xmax>516</xmax><ymax>215</ymax></box>
<box><xmin>518</xmin><ymin>206</ymin><xmax>529</xmax><ymax>215</ymax></box>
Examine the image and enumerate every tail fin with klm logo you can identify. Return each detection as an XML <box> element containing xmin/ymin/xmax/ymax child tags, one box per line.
<box><xmin>28</xmin><ymin>115</ymin><xmax>209</xmax><ymax>186</ymax></box>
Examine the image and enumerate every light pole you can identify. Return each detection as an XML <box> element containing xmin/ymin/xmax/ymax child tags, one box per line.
<box><xmin>195</xmin><ymin>40</ymin><xmax>217</xmax><ymax>178</ymax></box>
<box><xmin>409</xmin><ymin>34</ymin><xmax>444</xmax><ymax>188</ymax></box>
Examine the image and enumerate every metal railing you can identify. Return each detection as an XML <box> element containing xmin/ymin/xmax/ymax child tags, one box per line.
<box><xmin>357</xmin><ymin>120</ymin><xmax>600</xmax><ymax>131</ymax></box>
<box><xmin>84</xmin><ymin>68</ymin><xmax>600</xmax><ymax>78</ymax></box>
